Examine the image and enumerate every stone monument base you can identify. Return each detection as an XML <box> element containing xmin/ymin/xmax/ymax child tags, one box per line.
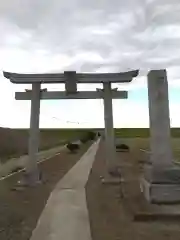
<box><xmin>140</xmin><ymin>165</ymin><xmax>180</xmax><ymax>204</ymax></box>
<box><xmin>140</xmin><ymin>177</ymin><xmax>180</xmax><ymax>203</ymax></box>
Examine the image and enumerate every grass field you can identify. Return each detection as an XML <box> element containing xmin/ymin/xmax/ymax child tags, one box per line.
<box><xmin>10</xmin><ymin>128</ymin><xmax>180</xmax><ymax>138</ymax></box>
<box><xmin>1</xmin><ymin>127</ymin><xmax>180</xmax><ymax>162</ymax></box>
<box><xmin>114</xmin><ymin>128</ymin><xmax>180</xmax><ymax>138</ymax></box>
<box><xmin>0</xmin><ymin>128</ymin><xmax>89</xmax><ymax>162</ymax></box>
<box><xmin>119</xmin><ymin>137</ymin><xmax>180</xmax><ymax>163</ymax></box>
<box><xmin>86</xmin><ymin>141</ymin><xmax>180</xmax><ymax>240</ymax></box>
<box><xmin>42</xmin><ymin>127</ymin><xmax>180</xmax><ymax>138</ymax></box>
<box><xmin>15</xmin><ymin>127</ymin><xmax>180</xmax><ymax>138</ymax></box>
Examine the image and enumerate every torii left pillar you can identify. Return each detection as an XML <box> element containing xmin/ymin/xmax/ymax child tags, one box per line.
<box><xmin>26</xmin><ymin>83</ymin><xmax>41</xmax><ymax>185</ymax></box>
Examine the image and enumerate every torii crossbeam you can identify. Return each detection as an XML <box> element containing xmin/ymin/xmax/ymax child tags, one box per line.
<box><xmin>3</xmin><ymin>70</ymin><xmax>139</xmax><ymax>185</ymax></box>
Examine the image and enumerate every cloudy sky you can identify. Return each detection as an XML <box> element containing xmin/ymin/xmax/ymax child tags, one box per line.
<box><xmin>0</xmin><ymin>0</ymin><xmax>180</xmax><ymax>128</ymax></box>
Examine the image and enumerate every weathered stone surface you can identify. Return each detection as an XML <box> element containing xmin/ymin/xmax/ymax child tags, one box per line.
<box><xmin>148</xmin><ymin>70</ymin><xmax>173</xmax><ymax>168</ymax></box>
<box><xmin>141</xmin><ymin>70</ymin><xmax>180</xmax><ymax>204</ymax></box>
<box><xmin>140</xmin><ymin>177</ymin><xmax>180</xmax><ymax>203</ymax></box>
<box><xmin>144</xmin><ymin>165</ymin><xmax>180</xmax><ymax>184</ymax></box>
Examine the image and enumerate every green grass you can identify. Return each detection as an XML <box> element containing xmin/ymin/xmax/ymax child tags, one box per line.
<box><xmin>4</xmin><ymin>127</ymin><xmax>180</xmax><ymax>141</ymax></box>
<box><xmin>115</xmin><ymin>128</ymin><xmax>150</xmax><ymax>138</ymax></box>
<box><xmin>27</xmin><ymin>128</ymin><xmax>180</xmax><ymax>138</ymax></box>
<box><xmin>114</xmin><ymin>128</ymin><xmax>180</xmax><ymax>138</ymax></box>
<box><xmin>120</xmin><ymin>138</ymin><xmax>180</xmax><ymax>163</ymax></box>
<box><xmin>1</xmin><ymin>127</ymin><xmax>180</xmax><ymax>163</ymax></box>
<box><xmin>0</xmin><ymin>140</ymin><xmax>66</xmax><ymax>164</ymax></box>
<box><xmin>0</xmin><ymin>128</ymin><xmax>96</xmax><ymax>162</ymax></box>
<box><xmin>16</xmin><ymin>128</ymin><xmax>89</xmax><ymax>140</ymax></box>
<box><xmin>0</xmin><ymin>128</ymin><xmax>89</xmax><ymax>163</ymax></box>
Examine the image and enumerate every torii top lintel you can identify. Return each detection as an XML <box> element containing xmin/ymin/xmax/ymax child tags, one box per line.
<box><xmin>3</xmin><ymin>70</ymin><xmax>139</xmax><ymax>84</ymax></box>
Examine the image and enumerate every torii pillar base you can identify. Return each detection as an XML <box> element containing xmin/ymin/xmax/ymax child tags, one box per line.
<box><xmin>13</xmin><ymin>171</ymin><xmax>42</xmax><ymax>190</ymax></box>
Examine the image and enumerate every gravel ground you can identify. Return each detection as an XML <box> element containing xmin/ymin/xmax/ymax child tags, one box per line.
<box><xmin>86</xmin><ymin>140</ymin><xmax>180</xmax><ymax>240</ymax></box>
<box><xmin>0</xmin><ymin>142</ymin><xmax>92</xmax><ymax>240</ymax></box>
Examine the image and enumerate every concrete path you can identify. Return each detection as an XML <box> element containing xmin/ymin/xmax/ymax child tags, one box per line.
<box><xmin>30</xmin><ymin>139</ymin><xmax>100</xmax><ymax>240</ymax></box>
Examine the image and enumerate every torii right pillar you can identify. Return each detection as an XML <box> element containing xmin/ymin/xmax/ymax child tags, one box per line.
<box><xmin>141</xmin><ymin>69</ymin><xmax>180</xmax><ymax>203</ymax></box>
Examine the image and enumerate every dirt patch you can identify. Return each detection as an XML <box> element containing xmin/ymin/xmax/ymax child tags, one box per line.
<box><xmin>0</xmin><ymin>142</ymin><xmax>92</xmax><ymax>240</ymax></box>
<box><xmin>86</xmin><ymin>140</ymin><xmax>180</xmax><ymax>240</ymax></box>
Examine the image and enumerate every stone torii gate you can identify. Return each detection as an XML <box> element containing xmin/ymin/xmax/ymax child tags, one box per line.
<box><xmin>3</xmin><ymin>70</ymin><xmax>138</xmax><ymax>185</ymax></box>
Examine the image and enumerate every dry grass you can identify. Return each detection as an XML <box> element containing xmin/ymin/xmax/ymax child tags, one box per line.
<box><xmin>86</xmin><ymin>139</ymin><xmax>180</xmax><ymax>240</ymax></box>
<box><xmin>0</xmin><ymin>142</ymin><xmax>92</xmax><ymax>240</ymax></box>
<box><xmin>1</xmin><ymin>126</ymin><xmax>180</xmax><ymax>162</ymax></box>
<box><xmin>118</xmin><ymin>138</ymin><xmax>180</xmax><ymax>162</ymax></box>
<box><xmin>0</xmin><ymin>128</ymin><xmax>90</xmax><ymax>162</ymax></box>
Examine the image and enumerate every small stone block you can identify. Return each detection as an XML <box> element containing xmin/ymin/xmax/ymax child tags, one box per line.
<box><xmin>64</xmin><ymin>71</ymin><xmax>77</xmax><ymax>94</ymax></box>
<box><xmin>140</xmin><ymin>177</ymin><xmax>180</xmax><ymax>203</ymax></box>
<box><xmin>144</xmin><ymin>165</ymin><xmax>180</xmax><ymax>184</ymax></box>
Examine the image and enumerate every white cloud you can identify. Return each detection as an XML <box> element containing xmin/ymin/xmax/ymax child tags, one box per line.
<box><xmin>0</xmin><ymin>0</ymin><xmax>180</xmax><ymax>128</ymax></box>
